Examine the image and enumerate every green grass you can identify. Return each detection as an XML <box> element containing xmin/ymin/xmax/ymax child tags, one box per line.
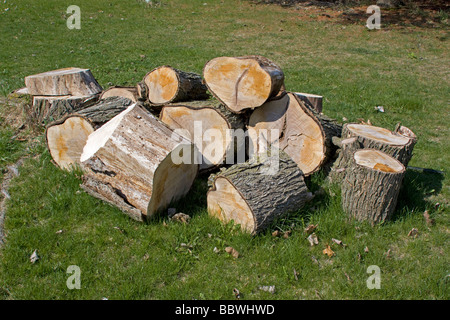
<box><xmin>0</xmin><ymin>0</ymin><xmax>449</xmax><ymax>300</ymax></box>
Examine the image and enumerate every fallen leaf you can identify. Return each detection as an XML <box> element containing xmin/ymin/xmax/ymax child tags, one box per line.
<box><xmin>323</xmin><ymin>245</ymin><xmax>335</xmax><ymax>257</ymax></box>
<box><xmin>233</xmin><ymin>288</ymin><xmax>240</xmax><ymax>299</ymax></box>
<box><xmin>293</xmin><ymin>268</ymin><xmax>299</xmax><ymax>281</ymax></box>
<box><xmin>55</xmin><ymin>229</ymin><xmax>63</xmax><ymax>234</ymax></box>
<box><xmin>213</xmin><ymin>247</ymin><xmax>220</xmax><ymax>254</ymax></box>
<box><xmin>375</xmin><ymin>106</ymin><xmax>385</xmax><ymax>113</ymax></box>
<box><xmin>332</xmin><ymin>238</ymin><xmax>345</xmax><ymax>247</ymax></box>
<box><xmin>423</xmin><ymin>211</ymin><xmax>435</xmax><ymax>226</ymax></box>
<box><xmin>282</xmin><ymin>231</ymin><xmax>292</xmax><ymax>239</ymax></box>
<box><xmin>364</xmin><ymin>246</ymin><xmax>369</xmax><ymax>253</ymax></box>
<box><xmin>344</xmin><ymin>271</ymin><xmax>353</xmax><ymax>283</ymax></box>
<box><xmin>305</xmin><ymin>224</ymin><xmax>318</xmax><ymax>235</ymax></box>
<box><xmin>30</xmin><ymin>250</ymin><xmax>39</xmax><ymax>264</ymax></box>
<box><xmin>272</xmin><ymin>230</ymin><xmax>281</xmax><ymax>237</ymax></box>
<box><xmin>259</xmin><ymin>286</ymin><xmax>275</xmax><ymax>294</ymax></box>
<box><xmin>171</xmin><ymin>213</ymin><xmax>191</xmax><ymax>224</ymax></box>
<box><xmin>225</xmin><ymin>246</ymin><xmax>239</xmax><ymax>259</ymax></box>
<box><xmin>307</xmin><ymin>233</ymin><xmax>319</xmax><ymax>246</ymax></box>
<box><xmin>143</xmin><ymin>253</ymin><xmax>150</xmax><ymax>261</ymax></box>
<box><xmin>408</xmin><ymin>228</ymin><xmax>419</xmax><ymax>237</ymax></box>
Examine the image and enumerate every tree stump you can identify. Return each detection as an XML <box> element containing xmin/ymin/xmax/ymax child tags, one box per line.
<box><xmin>140</xmin><ymin>66</ymin><xmax>209</xmax><ymax>105</ymax></box>
<box><xmin>248</xmin><ymin>92</ymin><xmax>341</xmax><ymax>176</ymax></box>
<box><xmin>25</xmin><ymin>67</ymin><xmax>103</xmax><ymax>96</ymax></box>
<box><xmin>328</xmin><ymin>136</ymin><xmax>361</xmax><ymax>183</ymax></box>
<box><xmin>341</xmin><ymin>149</ymin><xmax>405</xmax><ymax>224</ymax></box>
<box><xmin>100</xmin><ymin>86</ymin><xmax>139</xmax><ymax>102</ymax></box>
<box><xmin>160</xmin><ymin>100</ymin><xmax>246</xmax><ymax>171</ymax></box>
<box><xmin>80</xmin><ymin>104</ymin><xmax>198</xmax><ymax>221</ymax></box>
<box><xmin>45</xmin><ymin>96</ymin><xmax>134</xmax><ymax>170</ymax></box>
<box><xmin>203</xmin><ymin>55</ymin><xmax>285</xmax><ymax>113</ymax></box>
<box><xmin>207</xmin><ymin>150</ymin><xmax>313</xmax><ymax>234</ymax></box>
<box><xmin>342</xmin><ymin>123</ymin><xmax>416</xmax><ymax>166</ymax></box>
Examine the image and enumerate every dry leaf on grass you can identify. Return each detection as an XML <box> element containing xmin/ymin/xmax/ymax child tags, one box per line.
<box><xmin>282</xmin><ymin>231</ymin><xmax>292</xmax><ymax>239</ymax></box>
<box><xmin>171</xmin><ymin>213</ymin><xmax>191</xmax><ymax>224</ymax></box>
<box><xmin>272</xmin><ymin>230</ymin><xmax>281</xmax><ymax>237</ymax></box>
<box><xmin>30</xmin><ymin>250</ymin><xmax>39</xmax><ymax>264</ymax></box>
<box><xmin>259</xmin><ymin>286</ymin><xmax>275</xmax><ymax>294</ymax></box>
<box><xmin>408</xmin><ymin>228</ymin><xmax>419</xmax><ymax>237</ymax></box>
<box><xmin>305</xmin><ymin>224</ymin><xmax>318</xmax><ymax>235</ymax></box>
<box><xmin>364</xmin><ymin>246</ymin><xmax>369</xmax><ymax>253</ymax></box>
<box><xmin>233</xmin><ymin>288</ymin><xmax>241</xmax><ymax>299</ymax></box>
<box><xmin>323</xmin><ymin>245</ymin><xmax>335</xmax><ymax>257</ymax></box>
<box><xmin>307</xmin><ymin>233</ymin><xmax>319</xmax><ymax>246</ymax></box>
<box><xmin>225</xmin><ymin>246</ymin><xmax>239</xmax><ymax>259</ymax></box>
<box><xmin>423</xmin><ymin>211</ymin><xmax>435</xmax><ymax>226</ymax></box>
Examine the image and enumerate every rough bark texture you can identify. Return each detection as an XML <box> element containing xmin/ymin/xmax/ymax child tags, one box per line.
<box><xmin>248</xmin><ymin>92</ymin><xmax>341</xmax><ymax>176</ymax></box>
<box><xmin>160</xmin><ymin>100</ymin><xmax>246</xmax><ymax>171</ymax></box>
<box><xmin>142</xmin><ymin>66</ymin><xmax>209</xmax><ymax>105</ymax></box>
<box><xmin>328</xmin><ymin>137</ymin><xmax>361</xmax><ymax>183</ymax></box>
<box><xmin>342</xmin><ymin>123</ymin><xmax>416</xmax><ymax>167</ymax></box>
<box><xmin>32</xmin><ymin>94</ymin><xmax>100</xmax><ymax>124</ymax></box>
<box><xmin>341</xmin><ymin>149</ymin><xmax>405</xmax><ymax>224</ymax></box>
<box><xmin>207</xmin><ymin>150</ymin><xmax>313</xmax><ymax>234</ymax></box>
<box><xmin>293</xmin><ymin>92</ymin><xmax>323</xmax><ymax>113</ymax></box>
<box><xmin>80</xmin><ymin>104</ymin><xmax>199</xmax><ymax>220</ymax></box>
<box><xmin>203</xmin><ymin>55</ymin><xmax>285</xmax><ymax>113</ymax></box>
<box><xmin>76</xmin><ymin>96</ymin><xmax>134</xmax><ymax>127</ymax></box>
<box><xmin>25</xmin><ymin>67</ymin><xmax>103</xmax><ymax>96</ymax></box>
<box><xmin>100</xmin><ymin>86</ymin><xmax>139</xmax><ymax>102</ymax></box>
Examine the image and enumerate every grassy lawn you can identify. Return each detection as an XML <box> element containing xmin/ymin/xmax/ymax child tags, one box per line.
<box><xmin>0</xmin><ymin>0</ymin><xmax>449</xmax><ymax>299</ymax></box>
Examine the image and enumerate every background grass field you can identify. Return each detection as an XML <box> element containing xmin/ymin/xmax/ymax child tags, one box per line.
<box><xmin>0</xmin><ymin>0</ymin><xmax>448</xmax><ymax>299</ymax></box>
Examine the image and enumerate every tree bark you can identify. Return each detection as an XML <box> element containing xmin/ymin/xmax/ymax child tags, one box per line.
<box><xmin>80</xmin><ymin>104</ymin><xmax>198</xmax><ymax>220</ymax></box>
<box><xmin>160</xmin><ymin>100</ymin><xmax>246</xmax><ymax>171</ymax></box>
<box><xmin>248</xmin><ymin>92</ymin><xmax>341</xmax><ymax>176</ymax></box>
<box><xmin>32</xmin><ymin>94</ymin><xmax>100</xmax><ymax>124</ymax></box>
<box><xmin>292</xmin><ymin>92</ymin><xmax>323</xmax><ymax>113</ymax></box>
<box><xmin>140</xmin><ymin>66</ymin><xmax>209</xmax><ymax>105</ymax></box>
<box><xmin>328</xmin><ymin>137</ymin><xmax>361</xmax><ymax>183</ymax></box>
<box><xmin>342</xmin><ymin>123</ymin><xmax>416</xmax><ymax>166</ymax></box>
<box><xmin>25</xmin><ymin>67</ymin><xmax>103</xmax><ymax>96</ymax></box>
<box><xmin>203</xmin><ymin>55</ymin><xmax>285</xmax><ymax>113</ymax></box>
<box><xmin>207</xmin><ymin>150</ymin><xmax>313</xmax><ymax>234</ymax></box>
<box><xmin>341</xmin><ymin>149</ymin><xmax>405</xmax><ymax>224</ymax></box>
<box><xmin>45</xmin><ymin>96</ymin><xmax>135</xmax><ymax>170</ymax></box>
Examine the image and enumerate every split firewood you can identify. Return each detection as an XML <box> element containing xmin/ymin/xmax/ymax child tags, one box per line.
<box><xmin>45</xmin><ymin>97</ymin><xmax>134</xmax><ymax>170</ymax></box>
<box><xmin>80</xmin><ymin>103</ymin><xmax>198</xmax><ymax>221</ymax></box>
<box><xmin>32</xmin><ymin>94</ymin><xmax>100</xmax><ymax>124</ymax></box>
<box><xmin>140</xmin><ymin>66</ymin><xmax>209</xmax><ymax>105</ymax></box>
<box><xmin>100</xmin><ymin>86</ymin><xmax>139</xmax><ymax>102</ymax></box>
<box><xmin>203</xmin><ymin>55</ymin><xmax>285</xmax><ymax>113</ymax></box>
<box><xmin>25</xmin><ymin>67</ymin><xmax>103</xmax><ymax>96</ymax></box>
<box><xmin>292</xmin><ymin>92</ymin><xmax>323</xmax><ymax>113</ymax></box>
<box><xmin>341</xmin><ymin>149</ymin><xmax>406</xmax><ymax>224</ymax></box>
<box><xmin>248</xmin><ymin>92</ymin><xmax>342</xmax><ymax>176</ymax></box>
<box><xmin>207</xmin><ymin>150</ymin><xmax>313</xmax><ymax>234</ymax></box>
<box><xmin>159</xmin><ymin>100</ymin><xmax>246</xmax><ymax>171</ymax></box>
<box><xmin>342</xmin><ymin>123</ymin><xmax>417</xmax><ymax>166</ymax></box>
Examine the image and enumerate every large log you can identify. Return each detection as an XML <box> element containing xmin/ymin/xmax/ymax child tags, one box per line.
<box><xmin>160</xmin><ymin>100</ymin><xmax>246</xmax><ymax>171</ymax></box>
<box><xmin>248</xmin><ymin>92</ymin><xmax>341</xmax><ymax>176</ymax></box>
<box><xmin>140</xmin><ymin>66</ymin><xmax>209</xmax><ymax>105</ymax></box>
<box><xmin>203</xmin><ymin>55</ymin><xmax>285</xmax><ymax>113</ymax></box>
<box><xmin>100</xmin><ymin>86</ymin><xmax>139</xmax><ymax>102</ymax></box>
<box><xmin>25</xmin><ymin>67</ymin><xmax>103</xmax><ymax>96</ymax></box>
<box><xmin>341</xmin><ymin>149</ymin><xmax>405</xmax><ymax>224</ymax></box>
<box><xmin>45</xmin><ymin>96</ymin><xmax>134</xmax><ymax>170</ymax></box>
<box><xmin>342</xmin><ymin>123</ymin><xmax>416</xmax><ymax>166</ymax></box>
<box><xmin>207</xmin><ymin>150</ymin><xmax>313</xmax><ymax>234</ymax></box>
<box><xmin>32</xmin><ymin>94</ymin><xmax>100</xmax><ymax>124</ymax></box>
<box><xmin>80</xmin><ymin>103</ymin><xmax>199</xmax><ymax>221</ymax></box>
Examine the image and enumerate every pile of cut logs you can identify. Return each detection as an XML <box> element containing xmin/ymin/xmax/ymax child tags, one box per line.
<box><xmin>17</xmin><ymin>56</ymin><xmax>417</xmax><ymax>234</ymax></box>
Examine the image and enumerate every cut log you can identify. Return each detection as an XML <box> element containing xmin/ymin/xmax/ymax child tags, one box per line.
<box><xmin>342</xmin><ymin>123</ymin><xmax>416</xmax><ymax>166</ymax></box>
<box><xmin>25</xmin><ymin>67</ymin><xmax>103</xmax><ymax>96</ymax></box>
<box><xmin>248</xmin><ymin>92</ymin><xmax>342</xmax><ymax>176</ymax></box>
<box><xmin>32</xmin><ymin>94</ymin><xmax>100</xmax><ymax>124</ymax></box>
<box><xmin>80</xmin><ymin>103</ymin><xmax>198</xmax><ymax>221</ymax></box>
<box><xmin>341</xmin><ymin>149</ymin><xmax>405</xmax><ymax>224</ymax></box>
<box><xmin>293</xmin><ymin>92</ymin><xmax>323</xmax><ymax>113</ymax></box>
<box><xmin>203</xmin><ymin>55</ymin><xmax>285</xmax><ymax>113</ymax></box>
<box><xmin>100</xmin><ymin>86</ymin><xmax>138</xmax><ymax>102</ymax></box>
<box><xmin>160</xmin><ymin>100</ymin><xmax>246</xmax><ymax>171</ymax></box>
<box><xmin>207</xmin><ymin>150</ymin><xmax>313</xmax><ymax>234</ymax></box>
<box><xmin>45</xmin><ymin>96</ymin><xmax>134</xmax><ymax>169</ymax></box>
<box><xmin>328</xmin><ymin>136</ymin><xmax>361</xmax><ymax>183</ymax></box>
<box><xmin>141</xmin><ymin>66</ymin><xmax>209</xmax><ymax>105</ymax></box>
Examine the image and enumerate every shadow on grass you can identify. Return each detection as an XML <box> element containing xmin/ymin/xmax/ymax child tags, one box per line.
<box><xmin>392</xmin><ymin>168</ymin><xmax>445</xmax><ymax>221</ymax></box>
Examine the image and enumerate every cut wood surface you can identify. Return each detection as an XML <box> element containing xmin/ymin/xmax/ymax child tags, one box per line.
<box><xmin>342</xmin><ymin>123</ymin><xmax>416</xmax><ymax>166</ymax></box>
<box><xmin>80</xmin><ymin>103</ymin><xmax>199</xmax><ymax>221</ymax></box>
<box><xmin>141</xmin><ymin>66</ymin><xmax>209</xmax><ymax>105</ymax></box>
<box><xmin>45</xmin><ymin>96</ymin><xmax>134</xmax><ymax>169</ymax></box>
<box><xmin>203</xmin><ymin>55</ymin><xmax>285</xmax><ymax>113</ymax></box>
<box><xmin>100</xmin><ymin>86</ymin><xmax>138</xmax><ymax>102</ymax></box>
<box><xmin>248</xmin><ymin>92</ymin><xmax>341</xmax><ymax>175</ymax></box>
<box><xmin>25</xmin><ymin>67</ymin><xmax>103</xmax><ymax>96</ymax></box>
<box><xmin>160</xmin><ymin>100</ymin><xmax>246</xmax><ymax>171</ymax></box>
<box><xmin>341</xmin><ymin>149</ymin><xmax>405</xmax><ymax>224</ymax></box>
<box><xmin>32</xmin><ymin>94</ymin><xmax>99</xmax><ymax>124</ymax></box>
<box><xmin>293</xmin><ymin>92</ymin><xmax>323</xmax><ymax>113</ymax></box>
<box><xmin>207</xmin><ymin>150</ymin><xmax>313</xmax><ymax>234</ymax></box>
